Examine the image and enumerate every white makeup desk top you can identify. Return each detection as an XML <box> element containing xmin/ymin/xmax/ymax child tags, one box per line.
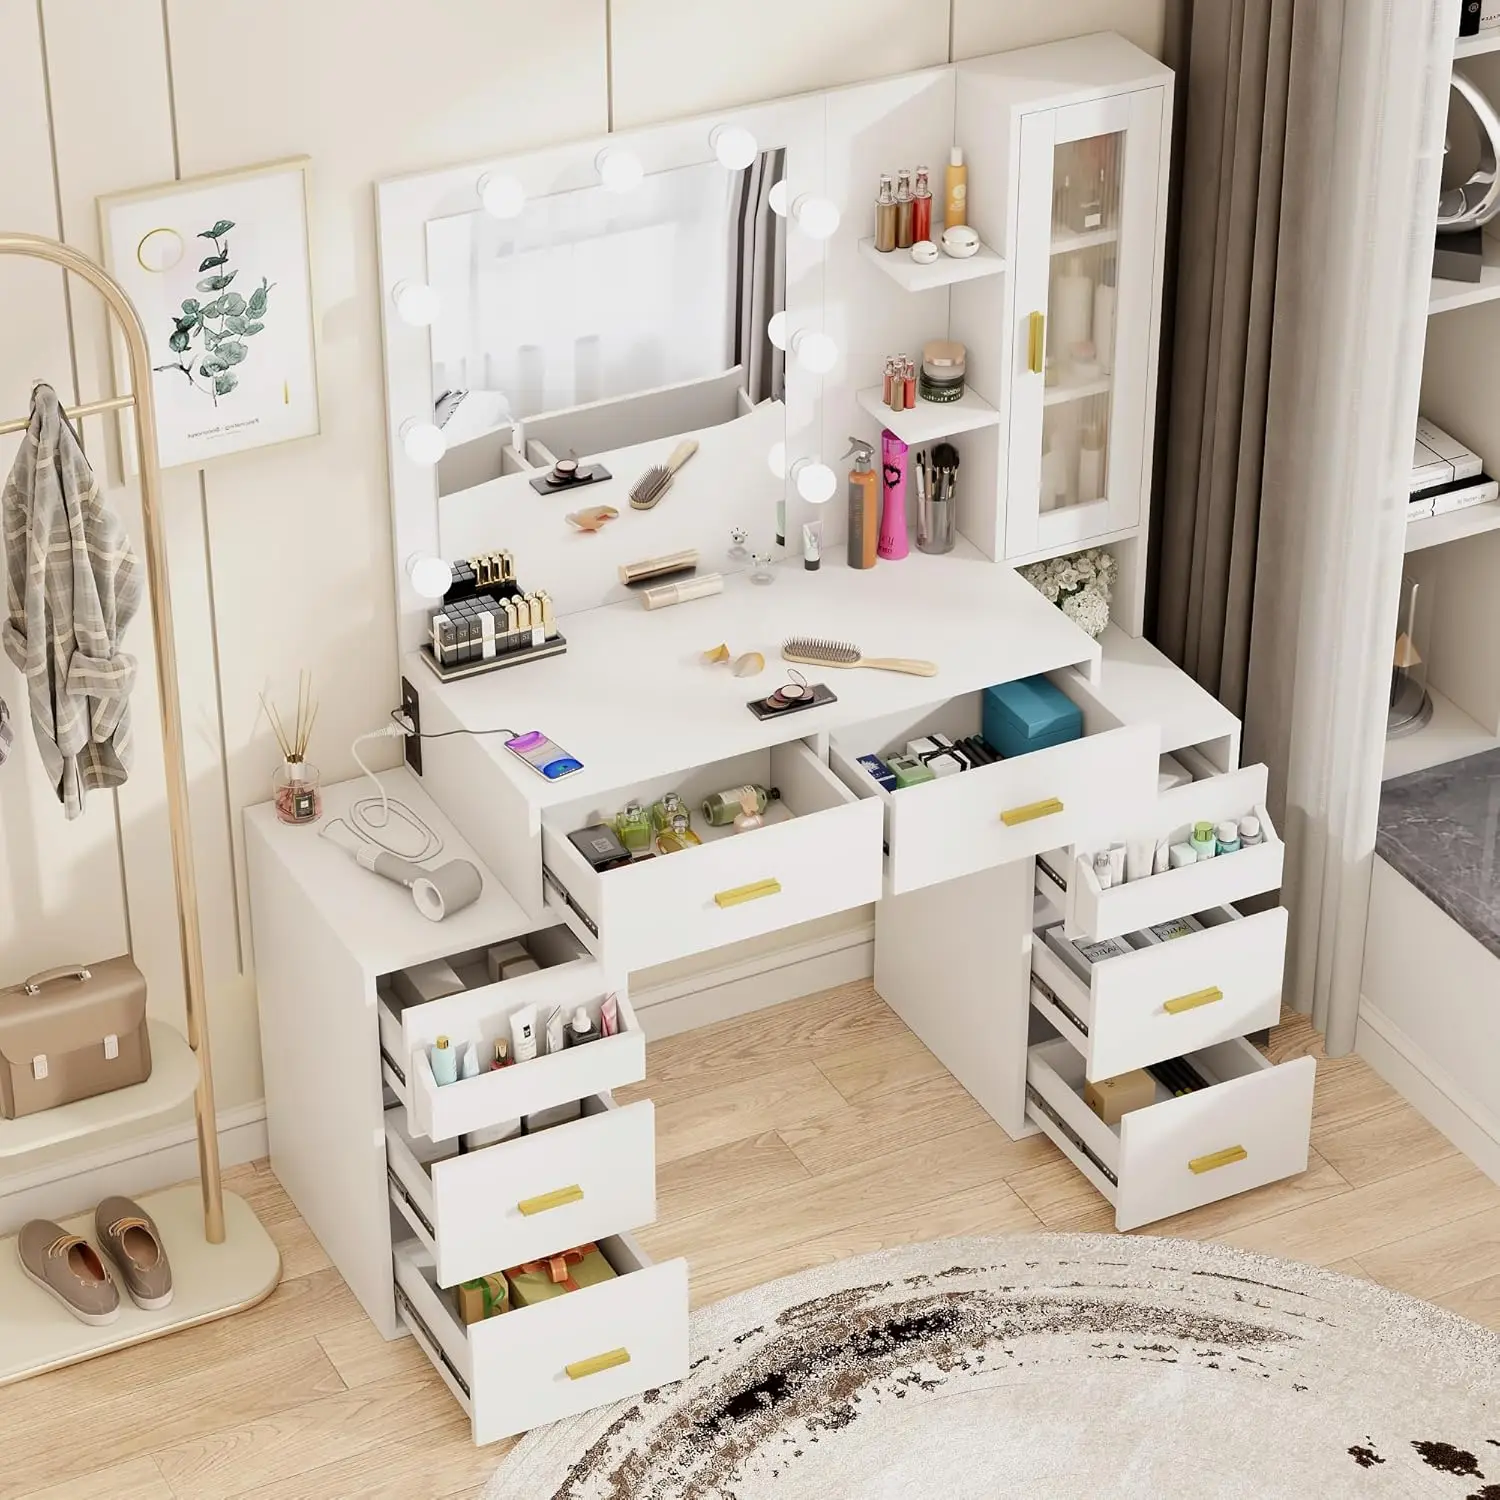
<box><xmin>407</xmin><ymin>538</ymin><xmax>1107</xmax><ymax>810</ymax></box>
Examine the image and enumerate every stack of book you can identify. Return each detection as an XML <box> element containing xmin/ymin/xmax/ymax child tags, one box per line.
<box><xmin>1410</xmin><ymin>416</ymin><xmax>1496</xmax><ymax>523</ymax></box>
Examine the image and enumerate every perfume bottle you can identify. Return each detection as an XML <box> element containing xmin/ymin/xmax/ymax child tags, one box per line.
<box><xmin>652</xmin><ymin>790</ymin><xmax>687</xmax><ymax>832</ymax></box>
<box><xmin>1075</xmin><ymin>168</ymin><xmax>1104</xmax><ymax>233</ymax></box>
<box><xmin>894</xmin><ymin>169</ymin><xmax>914</xmax><ymax>250</ymax></box>
<box><xmin>656</xmin><ymin>812</ymin><xmax>702</xmax><ymax>854</ymax></box>
<box><xmin>614</xmin><ymin>799</ymin><xmax>653</xmax><ymax>853</ymax></box>
<box><xmin>702</xmin><ymin>784</ymin><xmax>780</xmax><ymax>827</ymax></box>
<box><xmin>874</xmin><ymin>174</ymin><xmax>897</xmax><ymax>253</ymax></box>
<box><xmin>912</xmin><ymin>166</ymin><xmax>932</xmax><ymax>244</ymax></box>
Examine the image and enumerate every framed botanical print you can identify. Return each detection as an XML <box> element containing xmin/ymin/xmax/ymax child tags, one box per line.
<box><xmin>99</xmin><ymin>156</ymin><xmax>320</xmax><ymax>470</ymax></box>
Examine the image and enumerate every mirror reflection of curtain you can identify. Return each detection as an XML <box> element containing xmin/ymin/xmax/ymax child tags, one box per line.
<box><xmin>733</xmin><ymin>148</ymin><xmax>787</xmax><ymax>405</ymax></box>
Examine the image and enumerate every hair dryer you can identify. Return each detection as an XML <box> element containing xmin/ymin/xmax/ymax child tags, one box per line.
<box><xmin>350</xmin><ymin>844</ymin><xmax>483</xmax><ymax>922</ymax></box>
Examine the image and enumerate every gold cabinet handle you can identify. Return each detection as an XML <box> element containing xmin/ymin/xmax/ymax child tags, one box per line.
<box><xmin>1189</xmin><ymin>1145</ymin><xmax>1248</xmax><ymax>1175</ymax></box>
<box><xmin>1163</xmin><ymin>986</ymin><xmax>1224</xmax><ymax>1016</ymax></box>
<box><xmin>1000</xmin><ymin>797</ymin><xmax>1064</xmax><ymax>828</ymax></box>
<box><xmin>1027</xmin><ymin>310</ymin><xmax>1045</xmax><ymax>374</ymax></box>
<box><xmin>566</xmin><ymin>1347</ymin><xmax>632</xmax><ymax>1380</ymax></box>
<box><xmin>517</xmin><ymin>1184</ymin><xmax>584</xmax><ymax>1216</ymax></box>
<box><xmin>714</xmin><ymin>878</ymin><xmax>781</xmax><ymax>908</ymax></box>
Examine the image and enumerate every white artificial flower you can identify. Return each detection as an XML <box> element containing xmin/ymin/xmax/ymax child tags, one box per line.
<box><xmin>1040</xmin><ymin>576</ymin><xmax>1061</xmax><ymax>602</ymax></box>
<box><xmin>1055</xmin><ymin>565</ymin><xmax>1082</xmax><ymax>593</ymax></box>
<box><xmin>1061</xmin><ymin>585</ymin><xmax>1111</xmax><ymax>639</ymax></box>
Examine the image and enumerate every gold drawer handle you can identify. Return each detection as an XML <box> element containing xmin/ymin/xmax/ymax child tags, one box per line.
<box><xmin>566</xmin><ymin>1347</ymin><xmax>632</xmax><ymax>1380</ymax></box>
<box><xmin>714</xmin><ymin>878</ymin><xmax>781</xmax><ymax>908</ymax></box>
<box><xmin>1163</xmin><ymin>986</ymin><xmax>1224</xmax><ymax>1015</ymax></box>
<box><xmin>1028</xmin><ymin>310</ymin><xmax>1046</xmax><ymax>374</ymax></box>
<box><xmin>1189</xmin><ymin>1145</ymin><xmax>1248</xmax><ymax>1175</ymax></box>
<box><xmin>517</xmin><ymin>1184</ymin><xmax>584</xmax><ymax>1216</ymax></box>
<box><xmin>1000</xmin><ymin>797</ymin><xmax>1064</xmax><ymax>828</ymax></box>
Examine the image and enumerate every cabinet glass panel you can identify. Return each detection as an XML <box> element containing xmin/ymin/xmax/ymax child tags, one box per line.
<box><xmin>1041</xmin><ymin>132</ymin><xmax>1122</xmax><ymax>517</ymax></box>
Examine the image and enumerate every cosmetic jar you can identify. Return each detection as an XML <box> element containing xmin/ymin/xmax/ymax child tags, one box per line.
<box><xmin>1215</xmin><ymin>819</ymin><xmax>1241</xmax><ymax>855</ymax></box>
<box><xmin>918</xmin><ymin>340</ymin><xmax>966</xmax><ymax>404</ymax></box>
<box><xmin>1239</xmin><ymin>814</ymin><xmax>1264</xmax><ymax>847</ymax></box>
<box><xmin>1190</xmin><ymin>820</ymin><xmax>1217</xmax><ymax>861</ymax></box>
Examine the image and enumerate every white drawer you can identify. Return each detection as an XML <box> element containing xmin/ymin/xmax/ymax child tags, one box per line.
<box><xmin>1067</xmin><ymin>764</ymin><xmax>1285</xmax><ymax>941</ymax></box>
<box><xmin>382</xmin><ymin>956</ymin><xmax>645</xmax><ymax>1144</ymax></box>
<box><xmin>386</xmin><ymin>1095</ymin><xmax>656</xmax><ymax>1288</ymax></box>
<box><xmin>828</xmin><ymin>682</ymin><xmax>1157</xmax><ymax>893</ymax></box>
<box><xmin>394</xmin><ymin>1234</ymin><xmax>689</xmax><ymax>1445</ymax></box>
<box><xmin>1031</xmin><ymin>905</ymin><xmax>1287</xmax><ymax>1081</ymax></box>
<box><xmin>540</xmin><ymin>740</ymin><xmax>883</xmax><ymax>972</ymax></box>
<box><xmin>1025</xmin><ymin>1036</ymin><xmax>1315</xmax><ymax>1231</ymax></box>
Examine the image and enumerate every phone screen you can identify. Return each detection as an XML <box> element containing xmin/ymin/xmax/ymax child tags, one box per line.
<box><xmin>504</xmin><ymin>731</ymin><xmax>584</xmax><ymax>780</ymax></box>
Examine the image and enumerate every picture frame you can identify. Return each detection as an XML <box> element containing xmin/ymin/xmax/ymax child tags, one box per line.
<box><xmin>98</xmin><ymin>156</ymin><xmax>320</xmax><ymax>471</ymax></box>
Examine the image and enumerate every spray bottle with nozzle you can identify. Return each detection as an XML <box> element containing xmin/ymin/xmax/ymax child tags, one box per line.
<box><xmin>843</xmin><ymin>436</ymin><xmax>878</xmax><ymax>569</ymax></box>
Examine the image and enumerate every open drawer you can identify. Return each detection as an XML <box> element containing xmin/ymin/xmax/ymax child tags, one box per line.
<box><xmin>1031</xmin><ymin>904</ymin><xmax>1287</xmax><ymax>1082</ymax></box>
<box><xmin>540</xmin><ymin>739</ymin><xmax>882</xmax><ymax>973</ymax></box>
<box><xmin>386</xmin><ymin>1095</ymin><xmax>656</xmax><ymax>1288</ymax></box>
<box><xmin>1025</xmin><ymin>1036</ymin><xmax>1314</xmax><ymax>1231</ymax></box>
<box><xmin>379</xmin><ymin>937</ymin><xmax>644</xmax><ymax>1143</ymax></box>
<box><xmin>828</xmin><ymin>677</ymin><xmax>1157</xmax><ymax>894</ymax></box>
<box><xmin>394</xmin><ymin>1234</ymin><xmax>689</xmax><ymax>1445</ymax></box>
<box><xmin>1066</xmin><ymin>764</ymin><xmax>1284</xmax><ymax>941</ymax></box>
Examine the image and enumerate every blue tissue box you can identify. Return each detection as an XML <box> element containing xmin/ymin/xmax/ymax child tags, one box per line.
<box><xmin>982</xmin><ymin>677</ymin><xmax>1082</xmax><ymax>759</ymax></box>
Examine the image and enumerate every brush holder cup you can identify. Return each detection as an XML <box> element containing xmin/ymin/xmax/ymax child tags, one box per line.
<box><xmin>274</xmin><ymin>758</ymin><xmax>322</xmax><ymax>825</ymax></box>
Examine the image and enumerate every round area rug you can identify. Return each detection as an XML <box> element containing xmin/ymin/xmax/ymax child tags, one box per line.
<box><xmin>487</xmin><ymin>1234</ymin><xmax>1500</xmax><ymax>1499</ymax></box>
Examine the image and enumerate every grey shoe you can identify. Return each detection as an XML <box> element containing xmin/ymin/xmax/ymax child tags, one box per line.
<box><xmin>17</xmin><ymin>1219</ymin><xmax>120</xmax><ymax>1325</ymax></box>
<box><xmin>96</xmin><ymin>1196</ymin><xmax>173</xmax><ymax>1310</ymax></box>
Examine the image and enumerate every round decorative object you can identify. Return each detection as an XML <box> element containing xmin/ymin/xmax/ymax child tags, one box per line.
<box><xmin>1438</xmin><ymin>72</ymin><xmax>1500</xmax><ymax>231</ymax></box>
<box><xmin>910</xmin><ymin>239</ymin><xmax>939</xmax><ymax>264</ymax></box>
<box><xmin>490</xmin><ymin>1234</ymin><xmax>1500</xmax><ymax>1500</ymax></box>
<box><xmin>941</xmin><ymin>224</ymin><xmax>981</xmax><ymax>259</ymax></box>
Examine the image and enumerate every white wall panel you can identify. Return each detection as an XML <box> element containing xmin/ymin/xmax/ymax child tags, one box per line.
<box><xmin>954</xmin><ymin>0</ymin><xmax>1167</xmax><ymax>61</ymax></box>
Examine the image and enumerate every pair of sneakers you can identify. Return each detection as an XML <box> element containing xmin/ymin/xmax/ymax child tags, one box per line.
<box><xmin>17</xmin><ymin>1196</ymin><xmax>173</xmax><ymax>1325</ymax></box>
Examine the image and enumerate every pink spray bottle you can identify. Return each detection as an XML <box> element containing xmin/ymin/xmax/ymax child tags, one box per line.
<box><xmin>878</xmin><ymin>428</ymin><xmax>910</xmax><ymax>560</ymax></box>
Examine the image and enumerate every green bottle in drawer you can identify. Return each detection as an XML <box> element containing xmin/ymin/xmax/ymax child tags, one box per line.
<box><xmin>701</xmin><ymin>784</ymin><xmax>780</xmax><ymax>827</ymax></box>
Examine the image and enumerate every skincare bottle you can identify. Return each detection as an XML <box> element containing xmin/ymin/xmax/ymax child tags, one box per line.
<box><xmin>874</xmin><ymin>174</ymin><xmax>897</xmax><ymax>253</ymax></box>
<box><xmin>509</xmin><ymin>1003</ymin><xmax>539</xmax><ymax>1063</ymax></box>
<box><xmin>490</xmin><ymin>1038</ymin><xmax>512</xmax><ymax>1070</ymax></box>
<box><xmin>566</xmin><ymin>1005</ymin><xmax>598</xmax><ymax>1047</ymax></box>
<box><xmin>614</xmin><ymin>799</ymin><xmax>653</xmax><ymax>854</ymax></box>
<box><xmin>882</xmin><ymin>357</ymin><xmax>897</xmax><ymax>408</ymax></box>
<box><xmin>1215</xmin><ymin>820</ymin><xmax>1241</xmax><ymax>855</ymax></box>
<box><xmin>431</xmin><ymin>1036</ymin><xmax>459</xmax><ymax>1087</ymax></box>
<box><xmin>944</xmin><ymin>146</ymin><xmax>967</xmax><ymax>228</ymax></box>
<box><xmin>895</xmin><ymin>169</ymin><xmax>914</xmax><ymax>250</ymax></box>
<box><xmin>1092</xmin><ymin>850</ymin><xmax>1113</xmax><ymax>890</ymax></box>
<box><xmin>1078</xmin><ymin>425</ymin><xmax>1105</xmax><ymax>504</ymax></box>
<box><xmin>600</xmin><ymin>993</ymin><xmax>619</xmax><ymax>1036</ymax></box>
<box><xmin>1239</xmin><ymin>814</ymin><xmax>1264</xmax><ymax>848</ymax></box>
<box><xmin>1074</xmin><ymin>170</ymin><xmax>1104</xmax><ymax>232</ymax></box>
<box><xmin>844</xmin><ymin>437</ymin><xmax>879</xmax><ymax>569</ymax></box>
<box><xmin>878</xmin><ymin>429</ymin><xmax>910</xmax><ymax>560</ymax></box>
<box><xmin>803</xmin><ymin>519</ymin><xmax>822</xmax><ymax>571</ymax></box>
<box><xmin>1190</xmin><ymin>821</ymin><xmax>1217</xmax><ymax>861</ymax></box>
<box><xmin>544</xmin><ymin>1005</ymin><xmax>565</xmax><ymax>1055</ymax></box>
<box><xmin>1094</xmin><ymin>263</ymin><xmax>1117</xmax><ymax>374</ymax></box>
<box><xmin>702</xmin><ymin>784</ymin><xmax>779</xmax><ymax>827</ymax></box>
<box><xmin>903</xmin><ymin>357</ymin><xmax>916</xmax><ymax>409</ymax></box>
<box><xmin>652</xmin><ymin>790</ymin><xmax>688</xmax><ymax>832</ymax></box>
<box><xmin>459</xmin><ymin>1042</ymin><xmax>481</xmax><ymax>1080</ymax></box>
<box><xmin>912</xmin><ymin>166</ymin><xmax>933</xmax><ymax>244</ymax></box>
<box><xmin>657</xmin><ymin>812</ymin><xmax>702</xmax><ymax>854</ymax></box>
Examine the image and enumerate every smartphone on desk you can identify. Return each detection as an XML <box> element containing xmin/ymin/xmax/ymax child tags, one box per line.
<box><xmin>504</xmin><ymin>731</ymin><xmax>583</xmax><ymax>781</ymax></box>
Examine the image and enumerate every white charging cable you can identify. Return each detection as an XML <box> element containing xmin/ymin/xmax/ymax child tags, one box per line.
<box><xmin>319</xmin><ymin>723</ymin><xmax>444</xmax><ymax>864</ymax></box>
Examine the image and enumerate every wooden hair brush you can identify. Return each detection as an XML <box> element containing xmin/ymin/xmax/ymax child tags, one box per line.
<box><xmin>782</xmin><ymin>637</ymin><xmax>937</xmax><ymax>676</ymax></box>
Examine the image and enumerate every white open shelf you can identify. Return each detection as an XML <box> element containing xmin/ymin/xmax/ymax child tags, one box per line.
<box><xmin>1430</xmin><ymin>235</ymin><xmax>1500</xmax><ymax>314</ymax></box>
<box><xmin>1406</xmin><ymin>498</ymin><xmax>1500</xmax><ymax>552</ymax></box>
<box><xmin>1455</xmin><ymin>29</ymin><xmax>1500</xmax><ymax>57</ymax></box>
<box><xmin>855</xmin><ymin>385</ymin><xmax>999</xmax><ymax>443</ymax></box>
<box><xmin>1051</xmin><ymin>226</ymin><xmax>1119</xmax><ymax>255</ymax></box>
<box><xmin>1044</xmin><ymin>375</ymin><xmax>1112</xmax><ymax>408</ymax></box>
<box><xmin>0</xmin><ymin>1020</ymin><xmax>198</xmax><ymax>1158</ymax></box>
<box><xmin>857</xmin><ymin>235</ymin><xmax>1005</xmax><ymax>291</ymax></box>
<box><xmin>1383</xmin><ymin>685</ymin><xmax>1500</xmax><ymax>781</ymax></box>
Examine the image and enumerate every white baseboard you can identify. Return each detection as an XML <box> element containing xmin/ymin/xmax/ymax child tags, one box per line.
<box><xmin>0</xmin><ymin>1104</ymin><xmax>268</xmax><ymax>1234</ymax></box>
<box><xmin>1357</xmin><ymin>999</ymin><xmax>1500</xmax><ymax>1190</ymax></box>
<box><xmin>632</xmin><ymin>923</ymin><xmax>876</xmax><ymax>1040</ymax></box>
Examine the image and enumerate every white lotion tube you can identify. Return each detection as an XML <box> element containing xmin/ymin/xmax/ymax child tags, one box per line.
<box><xmin>509</xmin><ymin>1003</ymin><xmax>539</xmax><ymax>1063</ymax></box>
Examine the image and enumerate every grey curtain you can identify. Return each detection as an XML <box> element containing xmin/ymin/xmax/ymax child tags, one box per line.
<box><xmin>732</xmin><ymin>147</ymin><xmax>787</xmax><ymax>404</ymax></box>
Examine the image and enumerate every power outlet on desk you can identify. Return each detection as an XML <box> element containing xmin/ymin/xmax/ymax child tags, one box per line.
<box><xmin>401</xmin><ymin>677</ymin><xmax>422</xmax><ymax>776</ymax></box>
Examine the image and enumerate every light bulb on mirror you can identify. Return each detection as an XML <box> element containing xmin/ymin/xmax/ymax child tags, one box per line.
<box><xmin>767</xmin><ymin>440</ymin><xmax>786</xmax><ymax>480</ymax></box>
<box><xmin>791</xmin><ymin>459</ymin><xmax>837</xmax><ymax>506</ymax></box>
<box><xmin>767</xmin><ymin>311</ymin><xmax>788</xmax><ymax>350</ymax></box>
<box><xmin>768</xmin><ymin>179</ymin><xmax>789</xmax><ymax>217</ymax></box>
<box><xmin>793</xmin><ymin>195</ymin><xmax>840</xmax><ymax>240</ymax></box>
<box><xmin>400</xmin><ymin>418</ymin><xmax>447</xmax><ymax>466</ymax></box>
<box><xmin>406</xmin><ymin>552</ymin><xmax>454</xmax><ymax>601</ymax></box>
<box><xmin>392</xmin><ymin>280</ymin><xmax>440</xmax><ymax>327</ymax></box>
<box><xmin>792</xmin><ymin>329</ymin><xmax>838</xmax><ymax>375</ymax></box>
<box><xmin>596</xmin><ymin>147</ymin><xmax>645</xmax><ymax>194</ymax></box>
<box><xmin>710</xmin><ymin>125</ymin><xmax>758</xmax><ymax>171</ymax></box>
<box><xmin>478</xmin><ymin>172</ymin><xmax>526</xmax><ymax>219</ymax></box>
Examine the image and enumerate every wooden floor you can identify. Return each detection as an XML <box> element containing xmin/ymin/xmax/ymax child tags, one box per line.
<box><xmin>4</xmin><ymin>979</ymin><xmax>1500</xmax><ymax>1499</ymax></box>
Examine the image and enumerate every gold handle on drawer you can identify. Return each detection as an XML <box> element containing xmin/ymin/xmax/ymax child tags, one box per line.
<box><xmin>1188</xmin><ymin>1145</ymin><xmax>1248</xmax><ymax>1175</ymax></box>
<box><xmin>1163</xmin><ymin>986</ymin><xmax>1224</xmax><ymax>1016</ymax></box>
<box><xmin>566</xmin><ymin>1347</ymin><xmax>632</xmax><ymax>1380</ymax></box>
<box><xmin>517</xmin><ymin>1184</ymin><xmax>584</xmax><ymax>1216</ymax></box>
<box><xmin>714</xmin><ymin>878</ymin><xmax>782</xmax><ymax>909</ymax></box>
<box><xmin>1028</xmin><ymin>310</ymin><xmax>1046</xmax><ymax>374</ymax></box>
<box><xmin>1000</xmin><ymin>797</ymin><xmax>1064</xmax><ymax>828</ymax></box>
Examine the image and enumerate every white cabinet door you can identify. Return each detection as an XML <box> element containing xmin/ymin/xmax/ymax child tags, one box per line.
<box><xmin>1006</xmin><ymin>87</ymin><xmax>1167</xmax><ymax>561</ymax></box>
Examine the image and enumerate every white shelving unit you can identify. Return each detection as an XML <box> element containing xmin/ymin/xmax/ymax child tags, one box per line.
<box><xmin>857</xmin><ymin>235</ymin><xmax>1005</xmax><ymax>291</ymax></box>
<box><xmin>1044</xmin><ymin>375</ymin><xmax>1113</xmax><ymax>407</ymax></box>
<box><xmin>1051</xmin><ymin>226</ymin><xmax>1119</xmax><ymax>255</ymax></box>
<box><xmin>1429</xmin><ymin>238</ymin><xmax>1500</xmax><ymax>314</ymax></box>
<box><xmin>855</xmin><ymin>384</ymin><xmax>999</xmax><ymax>442</ymax></box>
<box><xmin>1455</xmin><ymin>29</ymin><xmax>1500</xmax><ymax>58</ymax></box>
<box><xmin>1405</xmin><ymin>498</ymin><xmax>1500</xmax><ymax>551</ymax></box>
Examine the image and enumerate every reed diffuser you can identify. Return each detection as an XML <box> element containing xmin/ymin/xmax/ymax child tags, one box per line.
<box><xmin>263</xmin><ymin>672</ymin><xmax>321</xmax><ymax>825</ymax></box>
